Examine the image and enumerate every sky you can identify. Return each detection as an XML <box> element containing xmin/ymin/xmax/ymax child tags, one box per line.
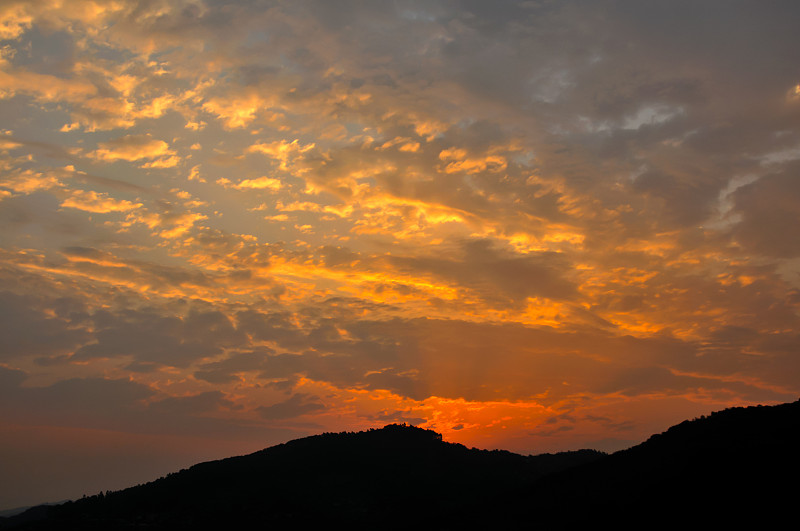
<box><xmin>1</xmin><ymin>0</ymin><xmax>800</xmax><ymax>510</ymax></box>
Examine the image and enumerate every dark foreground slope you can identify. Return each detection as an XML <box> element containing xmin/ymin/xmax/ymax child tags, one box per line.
<box><xmin>3</xmin><ymin>399</ymin><xmax>799</xmax><ymax>529</ymax></box>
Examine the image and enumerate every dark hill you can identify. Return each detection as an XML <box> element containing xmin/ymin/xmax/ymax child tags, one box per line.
<box><xmin>0</xmin><ymin>423</ymin><xmax>602</xmax><ymax>530</ymax></box>
<box><xmin>3</xmin><ymin>399</ymin><xmax>799</xmax><ymax>529</ymax></box>
<box><xmin>525</xmin><ymin>399</ymin><xmax>800</xmax><ymax>527</ymax></box>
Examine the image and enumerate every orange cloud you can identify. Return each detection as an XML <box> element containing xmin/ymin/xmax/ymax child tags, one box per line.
<box><xmin>158</xmin><ymin>212</ymin><xmax>208</xmax><ymax>239</ymax></box>
<box><xmin>203</xmin><ymin>93</ymin><xmax>278</xmax><ymax>129</ymax></box>
<box><xmin>438</xmin><ymin>148</ymin><xmax>507</xmax><ymax>174</ymax></box>
<box><xmin>61</xmin><ymin>190</ymin><xmax>142</xmax><ymax>213</ymax></box>
<box><xmin>1</xmin><ymin>169</ymin><xmax>61</xmax><ymax>193</ymax></box>
<box><xmin>378</xmin><ymin>136</ymin><xmax>421</xmax><ymax>153</ymax></box>
<box><xmin>246</xmin><ymin>139</ymin><xmax>316</xmax><ymax>173</ymax></box>
<box><xmin>0</xmin><ymin>4</ymin><xmax>33</xmax><ymax>40</ymax></box>
<box><xmin>0</xmin><ymin>68</ymin><xmax>96</xmax><ymax>102</ymax></box>
<box><xmin>219</xmin><ymin>176</ymin><xmax>283</xmax><ymax>190</ymax></box>
<box><xmin>87</xmin><ymin>134</ymin><xmax>176</xmax><ymax>163</ymax></box>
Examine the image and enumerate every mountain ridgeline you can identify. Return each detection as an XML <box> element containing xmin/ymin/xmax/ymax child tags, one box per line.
<box><xmin>3</xmin><ymin>400</ymin><xmax>799</xmax><ymax>529</ymax></box>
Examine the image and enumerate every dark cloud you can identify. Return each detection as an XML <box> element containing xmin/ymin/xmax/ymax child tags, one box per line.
<box><xmin>235</xmin><ymin>310</ymin><xmax>309</xmax><ymax>351</ymax></box>
<box><xmin>0</xmin><ymin>291</ymin><xmax>90</xmax><ymax>360</ymax></box>
<box><xmin>389</xmin><ymin>239</ymin><xmax>577</xmax><ymax>307</ymax></box>
<box><xmin>0</xmin><ymin>371</ymin><xmax>154</xmax><ymax>430</ymax></box>
<box><xmin>319</xmin><ymin>245</ymin><xmax>360</xmax><ymax>267</ymax></box>
<box><xmin>367</xmin><ymin>409</ymin><xmax>426</xmax><ymax>426</ymax></box>
<box><xmin>0</xmin><ymin>193</ymin><xmax>85</xmax><ymax>237</ymax></box>
<box><xmin>61</xmin><ymin>246</ymin><xmax>106</xmax><ymax>259</ymax></box>
<box><xmin>0</xmin><ymin>366</ymin><xmax>27</xmax><ymax>389</ymax></box>
<box><xmin>631</xmin><ymin>169</ymin><xmax>720</xmax><ymax>227</ymax></box>
<box><xmin>73</xmin><ymin>307</ymin><xmax>245</xmax><ymax>367</ymax></box>
<box><xmin>194</xmin><ymin>350</ymin><xmax>274</xmax><ymax>384</ymax></box>
<box><xmin>257</xmin><ymin>393</ymin><xmax>326</xmax><ymax>420</ymax></box>
<box><xmin>148</xmin><ymin>391</ymin><xmax>239</xmax><ymax>416</ymax></box>
<box><xmin>731</xmin><ymin>169</ymin><xmax>800</xmax><ymax>257</ymax></box>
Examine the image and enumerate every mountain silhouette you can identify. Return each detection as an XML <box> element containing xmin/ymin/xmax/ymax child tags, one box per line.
<box><xmin>2</xmin><ymin>400</ymin><xmax>798</xmax><ymax>529</ymax></box>
<box><xmin>524</xmin><ymin>399</ymin><xmax>800</xmax><ymax>527</ymax></box>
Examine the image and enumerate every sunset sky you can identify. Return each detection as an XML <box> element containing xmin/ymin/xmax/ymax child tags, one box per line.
<box><xmin>2</xmin><ymin>0</ymin><xmax>800</xmax><ymax>510</ymax></box>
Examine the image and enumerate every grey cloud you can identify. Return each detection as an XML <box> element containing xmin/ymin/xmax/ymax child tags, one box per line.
<box><xmin>367</xmin><ymin>409</ymin><xmax>426</xmax><ymax>426</ymax></box>
<box><xmin>318</xmin><ymin>245</ymin><xmax>360</xmax><ymax>267</ymax></box>
<box><xmin>363</xmin><ymin>369</ymin><xmax>426</xmax><ymax>401</ymax></box>
<box><xmin>61</xmin><ymin>246</ymin><xmax>106</xmax><ymax>259</ymax></box>
<box><xmin>73</xmin><ymin>307</ymin><xmax>245</xmax><ymax>367</ymax></box>
<box><xmin>0</xmin><ymin>193</ymin><xmax>86</xmax><ymax>237</ymax></box>
<box><xmin>257</xmin><ymin>393</ymin><xmax>325</xmax><ymax>420</ymax></box>
<box><xmin>148</xmin><ymin>391</ymin><xmax>239</xmax><ymax>416</ymax></box>
<box><xmin>194</xmin><ymin>350</ymin><xmax>274</xmax><ymax>384</ymax></box>
<box><xmin>235</xmin><ymin>310</ymin><xmax>308</xmax><ymax>351</ymax></box>
<box><xmin>0</xmin><ymin>372</ymin><xmax>154</xmax><ymax>430</ymax></box>
<box><xmin>0</xmin><ymin>366</ymin><xmax>27</xmax><ymax>390</ymax></box>
<box><xmin>389</xmin><ymin>239</ymin><xmax>576</xmax><ymax>306</ymax></box>
<box><xmin>0</xmin><ymin>291</ymin><xmax>91</xmax><ymax>360</ymax></box>
<box><xmin>731</xmin><ymin>170</ymin><xmax>800</xmax><ymax>257</ymax></box>
<box><xmin>0</xmin><ymin>368</ymin><xmax>306</xmax><ymax>440</ymax></box>
<box><xmin>0</xmin><ymin>134</ymin><xmax>79</xmax><ymax>162</ymax></box>
<box><xmin>631</xmin><ymin>169</ymin><xmax>720</xmax><ymax>227</ymax></box>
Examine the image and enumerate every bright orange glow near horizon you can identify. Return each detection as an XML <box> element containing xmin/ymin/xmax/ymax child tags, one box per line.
<box><xmin>2</xmin><ymin>0</ymin><xmax>800</xmax><ymax>511</ymax></box>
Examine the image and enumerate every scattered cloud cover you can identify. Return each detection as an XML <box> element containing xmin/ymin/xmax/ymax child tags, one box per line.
<box><xmin>1</xmin><ymin>0</ymin><xmax>800</xmax><ymax>509</ymax></box>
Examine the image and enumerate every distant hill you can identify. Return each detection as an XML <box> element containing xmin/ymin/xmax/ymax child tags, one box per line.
<box><xmin>2</xmin><ymin>400</ymin><xmax>799</xmax><ymax>529</ymax></box>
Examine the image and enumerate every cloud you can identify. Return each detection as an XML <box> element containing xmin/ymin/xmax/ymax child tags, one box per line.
<box><xmin>0</xmin><ymin>365</ymin><xmax>27</xmax><ymax>388</ymax></box>
<box><xmin>0</xmin><ymin>68</ymin><xmax>96</xmax><ymax>102</ymax></box>
<box><xmin>148</xmin><ymin>391</ymin><xmax>238</xmax><ymax>416</ymax></box>
<box><xmin>156</xmin><ymin>211</ymin><xmax>207</xmax><ymax>239</ymax></box>
<box><xmin>0</xmin><ymin>366</ymin><xmax>296</xmax><ymax>444</ymax></box>
<box><xmin>122</xmin><ymin>203</ymin><xmax>208</xmax><ymax>239</ymax></box>
<box><xmin>730</xmin><ymin>169</ymin><xmax>800</xmax><ymax>257</ymax></box>
<box><xmin>0</xmin><ymin>369</ymin><xmax>155</xmax><ymax>430</ymax></box>
<box><xmin>1</xmin><ymin>169</ymin><xmax>61</xmax><ymax>194</ymax></box>
<box><xmin>218</xmin><ymin>176</ymin><xmax>283</xmax><ymax>190</ymax></box>
<box><xmin>257</xmin><ymin>393</ymin><xmax>326</xmax><ymax>420</ymax></box>
<box><xmin>388</xmin><ymin>239</ymin><xmax>577</xmax><ymax>307</ymax></box>
<box><xmin>72</xmin><ymin>307</ymin><xmax>244</xmax><ymax>368</ymax></box>
<box><xmin>203</xmin><ymin>93</ymin><xmax>279</xmax><ymax>130</ymax></box>
<box><xmin>438</xmin><ymin>147</ymin><xmax>507</xmax><ymax>174</ymax></box>
<box><xmin>0</xmin><ymin>4</ymin><xmax>33</xmax><ymax>40</ymax></box>
<box><xmin>246</xmin><ymin>139</ymin><xmax>317</xmax><ymax>175</ymax></box>
<box><xmin>87</xmin><ymin>134</ymin><xmax>176</xmax><ymax>164</ymax></box>
<box><xmin>230</xmin><ymin>311</ymin><xmax>790</xmax><ymax>404</ymax></box>
<box><xmin>61</xmin><ymin>189</ymin><xmax>142</xmax><ymax>213</ymax></box>
<box><xmin>194</xmin><ymin>350</ymin><xmax>274</xmax><ymax>384</ymax></box>
<box><xmin>0</xmin><ymin>291</ymin><xmax>91</xmax><ymax>361</ymax></box>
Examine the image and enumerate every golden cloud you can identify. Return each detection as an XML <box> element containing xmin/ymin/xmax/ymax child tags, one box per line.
<box><xmin>219</xmin><ymin>176</ymin><xmax>283</xmax><ymax>190</ymax></box>
<box><xmin>0</xmin><ymin>68</ymin><xmax>96</xmax><ymax>102</ymax></box>
<box><xmin>0</xmin><ymin>4</ymin><xmax>33</xmax><ymax>40</ymax></box>
<box><xmin>438</xmin><ymin>147</ymin><xmax>507</xmax><ymax>174</ymax></box>
<box><xmin>1</xmin><ymin>169</ymin><xmax>61</xmax><ymax>193</ymax></box>
<box><xmin>87</xmin><ymin>134</ymin><xmax>177</xmax><ymax>163</ymax></box>
<box><xmin>246</xmin><ymin>139</ymin><xmax>316</xmax><ymax>173</ymax></box>
<box><xmin>61</xmin><ymin>189</ymin><xmax>142</xmax><ymax>213</ymax></box>
<box><xmin>158</xmin><ymin>212</ymin><xmax>208</xmax><ymax>239</ymax></box>
<box><xmin>203</xmin><ymin>93</ymin><xmax>278</xmax><ymax>129</ymax></box>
